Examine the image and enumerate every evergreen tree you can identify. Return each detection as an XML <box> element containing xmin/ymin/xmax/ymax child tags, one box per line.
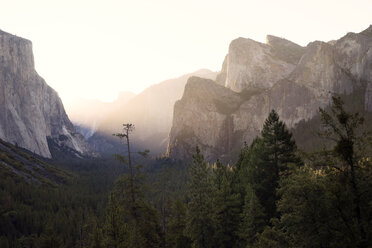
<box><xmin>261</xmin><ymin>110</ymin><xmax>301</xmax><ymax>174</ymax></box>
<box><xmin>318</xmin><ymin>96</ymin><xmax>371</xmax><ymax>247</ymax></box>
<box><xmin>262</xmin><ymin>97</ymin><xmax>372</xmax><ymax>247</ymax></box>
<box><xmin>103</xmin><ymin>123</ymin><xmax>162</xmax><ymax>248</ymax></box>
<box><xmin>255</xmin><ymin>110</ymin><xmax>301</xmax><ymax>220</ymax></box>
<box><xmin>167</xmin><ymin>200</ymin><xmax>191</xmax><ymax>248</ymax></box>
<box><xmin>232</xmin><ymin>142</ymin><xmax>249</xmax><ymax>201</ymax></box>
<box><xmin>238</xmin><ymin>185</ymin><xmax>266</xmax><ymax>247</ymax></box>
<box><xmin>275</xmin><ymin>166</ymin><xmax>339</xmax><ymax>248</ymax></box>
<box><xmin>103</xmin><ymin>165</ymin><xmax>162</xmax><ymax>248</ymax></box>
<box><xmin>38</xmin><ymin>222</ymin><xmax>62</xmax><ymax>248</ymax></box>
<box><xmin>211</xmin><ymin>160</ymin><xmax>241</xmax><ymax>248</ymax></box>
<box><xmin>255</xmin><ymin>222</ymin><xmax>288</xmax><ymax>248</ymax></box>
<box><xmin>103</xmin><ymin>192</ymin><xmax>126</xmax><ymax>248</ymax></box>
<box><xmin>233</xmin><ymin>110</ymin><xmax>301</xmax><ymax>244</ymax></box>
<box><xmin>90</xmin><ymin>221</ymin><xmax>103</xmax><ymax>248</ymax></box>
<box><xmin>185</xmin><ymin>147</ymin><xmax>214</xmax><ymax>248</ymax></box>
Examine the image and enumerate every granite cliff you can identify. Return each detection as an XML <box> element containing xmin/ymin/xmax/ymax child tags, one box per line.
<box><xmin>168</xmin><ymin>25</ymin><xmax>372</xmax><ymax>161</ymax></box>
<box><xmin>88</xmin><ymin>69</ymin><xmax>217</xmax><ymax>155</ymax></box>
<box><xmin>0</xmin><ymin>30</ymin><xmax>96</xmax><ymax>158</ymax></box>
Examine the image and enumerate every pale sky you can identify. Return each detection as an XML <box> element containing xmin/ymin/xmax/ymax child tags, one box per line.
<box><xmin>0</xmin><ymin>0</ymin><xmax>371</xmax><ymax>108</ymax></box>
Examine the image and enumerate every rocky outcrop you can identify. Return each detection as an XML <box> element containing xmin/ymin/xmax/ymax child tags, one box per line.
<box><xmin>266</xmin><ymin>35</ymin><xmax>306</xmax><ymax>64</ymax></box>
<box><xmin>167</xmin><ymin>77</ymin><xmax>243</xmax><ymax>160</ymax></box>
<box><xmin>167</xmin><ymin>77</ymin><xmax>326</xmax><ymax>161</ymax></box>
<box><xmin>89</xmin><ymin>69</ymin><xmax>217</xmax><ymax>155</ymax></box>
<box><xmin>168</xmin><ymin>25</ymin><xmax>372</xmax><ymax>161</ymax></box>
<box><xmin>218</xmin><ymin>36</ymin><xmax>304</xmax><ymax>92</ymax></box>
<box><xmin>0</xmin><ymin>29</ymin><xmax>96</xmax><ymax>158</ymax></box>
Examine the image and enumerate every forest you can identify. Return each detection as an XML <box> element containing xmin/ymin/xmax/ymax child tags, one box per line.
<box><xmin>1</xmin><ymin>96</ymin><xmax>371</xmax><ymax>248</ymax></box>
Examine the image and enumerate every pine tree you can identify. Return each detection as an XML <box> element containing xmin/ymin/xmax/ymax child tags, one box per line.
<box><xmin>38</xmin><ymin>222</ymin><xmax>62</xmax><ymax>248</ymax></box>
<box><xmin>211</xmin><ymin>159</ymin><xmax>241</xmax><ymax>248</ymax></box>
<box><xmin>103</xmin><ymin>123</ymin><xmax>162</xmax><ymax>248</ymax></box>
<box><xmin>261</xmin><ymin>110</ymin><xmax>301</xmax><ymax>174</ymax></box>
<box><xmin>103</xmin><ymin>192</ymin><xmax>126</xmax><ymax>248</ymax></box>
<box><xmin>261</xmin><ymin>97</ymin><xmax>372</xmax><ymax>247</ymax></box>
<box><xmin>185</xmin><ymin>146</ymin><xmax>214</xmax><ymax>248</ymax></box>
<box><xmin>167</xmin><ymin>200</ymin><xmax>191</xmax><ymax>248</ymax></box>
<box><xmin>239</xmin><ymin>185</ymin><xmax>266</xmax><ymax>247</ymax></box>
<box><xmin>258</xmin><ymin>110</ymin><xmax>301</xmax><ymax>220</ymax></box>
<box><xmin>318</xmin><ymin>96</ymin><xmax>371</xmax><ymax>247</ymax></box>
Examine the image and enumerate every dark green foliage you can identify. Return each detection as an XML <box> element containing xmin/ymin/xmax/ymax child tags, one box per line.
<box><xmin>239</xmin><ymin>185</ymin><xmax>266</xmax><ymax>246</ymax></box>
<box><xmin>0</xmin><ymin>138</ymin><xmax>72</xmax><ymax>186</ymax></box>
<box><xmin>257</xmin><ymin>110</ymin><xmax>302</xmax><ymax>219</ymax></box>
<box><xmin>0</xmin><ymin>159</ymin><xmax>110</xmax><ymax>248</ymax></box>
<box><xmin>277</xmin><ymin>166</ymin><xmax>343</xmax><ymax>247</ymax></box>
<box><xmin>103</xmin><ymin>193</ymin><xmax>126</xmax><ymax>248</ymax></box>
<box><xmin>275</xmin><ymin>162</ymin><xmax>372</xmax><ymax>247</ymax></box>
<box><xmin>167</xmin><ymin>200</ymin><xmax>191</xmax><ymax>248</ymax></box>
<box><xmin>317</xmin><ymin>96</ymin><xmax>371</xmax><ymax>247</ymax></box>
<box><xmin>211</xmin><ymin>160</ymin><xmax>241</xmax><ymax>248</ymax></box>
<box><xmin>185</xmin><ymin>147</ymin><xmax>214</xmax><ymax>248</ymax></box>
<box><xmin>103</xmin><ymin>124</ymin><xmax>163</xmax><ymax>248</ymax></box>
<box><xmin>2</xmin><ymin>98</ymin><xmax>372</xmax><ymax>248</ymax></box>
<box><xmin>261</xmin><ymin>96</ymin><xmax>372</xmax><ymax>247</ymax></box>
<box><xmin>104</xmin><ymin>163</ymin><xmax>161</xmax><ymax>247</ymax></box>
<box><xmin>261</xmin><ymin>110</ymin><xmax>302</xmax><ymax>170</ymax></box>
<box><xmin>255</xmin><ymin>222</ymin><xmax>288</xmax><ymax>248</ymax></box>
<box><xmin>0</xmin><ymin>138</ymin><xmax>127</xmax><ymax>247</ymax></box>
<box><xmin>237</xmin><ymin>110</ymin><xmax>302</xmax><ymax>225</ymax></box>
<box><xmin>103</xmin><ymin>172</ymin><xmax>162</xmax><ymax>248</ymax></box>
<box><xmin>227</xmin><ymin>110</ymin><xmax>302</xmax><ymax>247</ymax></box>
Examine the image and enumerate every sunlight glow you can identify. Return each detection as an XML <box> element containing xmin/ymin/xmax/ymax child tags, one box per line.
<box><xmin>0</xmin><ymin>0</ymin><xmax>371</xmax><ymax>110</ymax></box>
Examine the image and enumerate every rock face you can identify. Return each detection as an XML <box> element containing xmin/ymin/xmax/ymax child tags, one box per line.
<box><xmin>167</xmin><ymin>77</ymin><xmax>243</xmax><ymax>160</ymax></box>
<box><xmin>88</xmin><ymin>69</ymin><xmax>217</xmax><ymax>155</ymax></box>
<box><xmin>216</xmin><ymin>36</ymin><xmax>304</xmax><ymax>92</ymax></box>
<box><xmin>168</xmin><ymin>25</ymin><xmax>372</xmax><ymax>161</ymax></box>
<box><xmin>0</xmin><ymin>30</ymin><xmax>96</xmax><ymax>158</ymax></box>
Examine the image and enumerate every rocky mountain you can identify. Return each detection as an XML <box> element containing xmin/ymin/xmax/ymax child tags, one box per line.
<box><xmin>0</xmin><ymin>29</ymin><xmax>96</xmax><ymax>158</ymax></box>
<box><xmin>167</xmin><ymin>25</ymin><xmax>372</xmax><ymax>161</ymax></box>
<box><xmin>88</xmin><ymin>69</ymin><xmax>217</xmax><ymax>155</ymax></box>
<box><xmin>216</xmin><ymin>36</ymin><xmax>304</xmax><ymax>91</ymax></box>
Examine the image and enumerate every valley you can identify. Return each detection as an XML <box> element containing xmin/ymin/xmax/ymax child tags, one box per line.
<box><xmin>0</xmin><ymin>16</ymin><xmax>371</xmax><ymax>248</ymax></box>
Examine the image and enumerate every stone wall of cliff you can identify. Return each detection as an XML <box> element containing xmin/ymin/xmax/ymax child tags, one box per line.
<box><xmin>0</xmin><ymin>30</ymin><xmax>95</xmax><ymax>158</ymax></box>
<box><xmin>167</xmin><ymin>25</ymin><xmax>372</xmax><ymax>161</ymax></box>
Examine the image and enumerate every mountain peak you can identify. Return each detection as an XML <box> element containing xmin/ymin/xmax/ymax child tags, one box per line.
<box><xmin>167</xmin><ymin>26</ymin><xmax>372</xmax><ymax>161</ymax></box>
<box><xmin>0</xmin><ymin>28</ymin><xmax>32</xmax><ymax>44</ymax></box>
<box><xmin>0</xmin><ymin>30</ymin><xmax>96</xmax><ymax>158</ymax></box>
<box><xmin>229</xmin><ymin>37</ymin><xmax>265</xmax><ymax>50</ymax></box>
<box><xmin>266</xmin><ymin>35</ymin><xmax>302</xmax><ymax>48</ymax></box>
<box><xmin>360</xmin><ymin>24</ymin><xmax>372</xmax><ymax>37</ymax></box>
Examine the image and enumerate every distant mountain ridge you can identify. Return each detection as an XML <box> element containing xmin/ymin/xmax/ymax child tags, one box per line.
<box><xmin>167</xmin><ymin>25</ymin><xmax>372</xmax><ymax>160</ymax></box>
<box><xmin>68</xmin><ymin>91</ymin><xmax>136</xmax><ymax>139</ymax></box>
<box><xmin>0</xmin><ymin>29</ymin><xmax>96</xmax><ymax>158</ymax></box>
<box><xmin>88</xmin><ymin>69</ymin><xmax>218</xmax><ymax>155</ymax></box>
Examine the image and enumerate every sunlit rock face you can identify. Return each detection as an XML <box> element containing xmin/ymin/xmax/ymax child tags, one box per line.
<box><xmin>168</xmin><ymin>25</ymin><xmax>372</xmax><ymax>161</ymax></box>
<box><xmin>217</xmin><ymin>36</ymin><xmax>304</xmax><ymax>92</ymax></box>
<box><xmin>0</xmin><ymin>30</ymin><xmax>96</xmax><ymax>158</ymax></box>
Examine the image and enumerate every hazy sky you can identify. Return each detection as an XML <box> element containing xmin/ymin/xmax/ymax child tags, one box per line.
<box><xmin>0</xmin><ymin>0</ymin><xmax>371</xmax><ymax>108</ymax></box>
